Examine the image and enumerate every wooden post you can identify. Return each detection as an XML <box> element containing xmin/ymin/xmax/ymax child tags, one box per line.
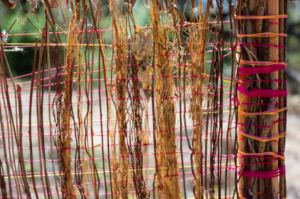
<box><xmin>278</xmin><ymin>0</ymin><xmax>287</xmax><ymax>197</ymax></box>
<box><xmin>268</xmin><ymin>0</ymin><xmax>279</xmax><ymax>196</ymax></box>
<box><xmin>237</xmin><ymin>0</ymin><xmax>257</xmax><ymax>197</ymax></box>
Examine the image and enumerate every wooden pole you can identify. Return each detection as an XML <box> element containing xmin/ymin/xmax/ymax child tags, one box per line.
<box><xmin>278</xmin><ymin>0</ymin><xmax>287</xmax><ymax>197</ymax></box>
<box><xmin>268</xmin><ymin>0</ymin><xmax>279</xmax><ymax>196</ymax></box>
<box><xmin>237</xmin><ymin>1</ymin><xmax>257</xmax><ymax>197</ymax></box>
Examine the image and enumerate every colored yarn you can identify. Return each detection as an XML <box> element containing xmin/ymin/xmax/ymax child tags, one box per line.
<box><xmin>237</xmin><ymin>32</ymin><xmax>287</xmax><ymax>38</ymax></box>
<box><xmin>238</xmin><ymin>107</ymin><xmax>287</xmax><ymax>116</ymax></box>
<box><xmin>238</xmin><ymin>166</ymin><xmax>285</xmax><ymax>179</ymax></box>
<box><xmin>234</xmin><ymin>15</ymin><xmax>288</xmax><ymax>20</ymax></box>
<box><xmin>238</xmin><ymin>129</ymin><xmax>286</xmax><ymax>142</ymax></box>
<box><xmin>238</xmin><ymin>63</ymin><xmax>286</xmax><ymax>76</ymax></box>
<box><xmin>238</xmin><ymin>86</ymin><xmax>287</xmax><ymax>98</ymax></box>
<box><xmin>239</xmin><ymin>59</ymin><xmax>280</xmax><ymax>66</ymax></box>
<box><xmin>238</xmin><ymin>150</ymin><xmax>285</xmax><ymax>160</ymax></box>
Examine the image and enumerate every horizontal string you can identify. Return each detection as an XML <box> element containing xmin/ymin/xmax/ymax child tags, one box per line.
<box><xmin>237</xmin><ymin>32</ymin><xmax>287</xmax><ymax>38</ymax></box>
<box><xmin>234</xmin><ymin>15</ymin><xmax>288</xmax><ymax>20</ymax></box>
<box><xmin>239</xmin><ymin>59</ymin><xmax>280</xmax><ymax>65</ymax></box>
<box><xmin>239</xmin><ymin>79</ymin><xmax>286</xmax><ymax>83</ymax></box>
<box><xmin>238</xmin><ymin>128</ymin><xmax>286</xmax><ymax>142</ymax></box>
<box><xmin>238</xmin><ymin>166</ymin><xmax>285</xmax><ymax>179</ymax></box>
<box><xmin>238</xmin><ymin>63</ymin><xmax>286</xmax><ymax>76</ymax></box>
<box><xmin>238</xmin><ymin>116</ymin><xmax>286</xmax><ymax>129</ymax></box>
<box><xmin>238</xmin><ymin>107</ymin><xmax>287</xmax><ymax>116</ymax></box>
<box><xmin>238</xmin><ymin>150</ymin><xmax>285</xmax><ymax>160</ymax></box>
<box><xmin>238</xmin><ymin>86</ymin><xmax>287</xmax><ymax>98</ymax></box>
<box><xmin>237</xmin><ymin>42</ymin><xmax>286</xmax><ymax>49</ymax></box>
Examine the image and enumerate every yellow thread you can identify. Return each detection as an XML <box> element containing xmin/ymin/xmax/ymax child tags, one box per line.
<box><xmin>237</xmin><ymin>32</ymin><xmax>287</xmax><ymax>38</ymax></box>
<box><xmin>238</xmin><ymin>129</ymin><xmax>286</xmax><ymax>142</ymax></box>
<box><xmin>239</xmin><ymin>94</ymin><xmax>247</xmax><ymax>104</ymax></box>
<box><xmin>240</xmin><ymin>59</ymin><xmax>285</xmax><ymax>66</ymax></box>
<box><xmin>234</xmin><ymin>15</ymin><xmax>288</xmax><ymax>20</ymax></box>
<box><xmin>270</xmin><ymin>37</ymin><xmax>279</xmax><ymax>42</ymax></box>
<box><xmin>3</xmin><ymin>42</ymin><xmax>111</xmax><ymax>47</ymax></box>
<box><xmin>239</xmin><ymin>107</ymin><xmax>287</xmax><ymax>116</ymax></box>
<box><xmin>238</xmin><ymin>150</ymin><xmax>285</xmax><ymax>160</ymax></box>
<box><xmin>202</xmin><ymin>72</ymin><xmax>232</xmax><ymax>84</ymax></box>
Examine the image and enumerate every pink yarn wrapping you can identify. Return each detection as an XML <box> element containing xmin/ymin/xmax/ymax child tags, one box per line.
<box><xmin>238</xmin><ymin>166</ymin><xmax>285</xmax><ymax>179</ymax></box>
<box><xmin>238</xmin><ymin>86</ymin><xmax>287</xmax><ymax>98</ymax></box>
<box><xmin>239</xmin><ymin>63</ymin><xmax>286</xmax><ymax>76</ymax></box>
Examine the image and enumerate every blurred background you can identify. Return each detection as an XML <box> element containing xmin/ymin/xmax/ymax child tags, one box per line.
<box><xmin>0</xmin><ymin>0</ymin><xmax>299</xmax><ymax>198</ymax></box>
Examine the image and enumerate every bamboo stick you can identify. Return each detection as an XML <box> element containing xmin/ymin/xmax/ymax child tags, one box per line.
<box><xmin>268</xmin><ymin>0</ymin><xmax>279</xmax><ymax>196</ymax></box>
<box><xmin>237</xmin><ymin>1</ymin><xmax>257</xmax><ymax>197</ymax></box>
<box><xmin>278</xmin><ymin>0</ymin><xmax>287</xmax><ymax>197</ymax></box>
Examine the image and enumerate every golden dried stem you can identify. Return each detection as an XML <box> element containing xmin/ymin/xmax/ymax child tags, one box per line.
<box><xmin>150</xmin><ymin>1</ymin><xmax>181</xmax><ymax>198</ymax></box>
<box><xmin>189</xmin><ymin>3</ymin><xmax>207</xmax><ymax>199</ymax></box>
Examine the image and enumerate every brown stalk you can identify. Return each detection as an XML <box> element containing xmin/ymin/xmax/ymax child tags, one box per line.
<box><xmin>96</xmin><ymin>8</ymin><xmax>111</xmax><ymax>197</ymax></box>
<box><xmin>0</xmin><ymin>0</ymin><xmax>15</xmax><ymax>9</ymax></box>
<box><xmin>36</xmin><ymin>26</ymin><xmax>52</xmax><ymax>198</ymax></box>
<box><xmin>45</xmin><ymin>13</ymin><xmax>61</xmax><ymax>198</ymax></box>
<box><xmin>57</xmin><ymin>9</ymin><xmax>83</xmax><ymax>198</ymax></box>
<box><xmin>110</xmin><ymin>1</ymin><xmax>129</xmax><ymax>197</ymax></box>
<box><xmin>188</xmin><ymin>3</ymin><xmax>209</xmax><ymax>198</ymax></box>
<box><xmin>127</xmin><ymin>23</ymin><xmax>149</xmax><ymax>198</ymax></box>
<box><xmin>255</xmin><ymin>0</ymin><xmax>268</xmax><ymax>44</ymax></box>
<box><xmin>28</xmin><ymin>37</ymin><xmax>40</xmax><ymax>199</ymax></box>
<box><xmin>0</xmin><ymin>61</ymin><xmax>12</xmax><ymax>198</ymax></box>
<box><xmin>16</xmin><ymin>84</ymin><xmax>31</xmax><ymax>197</ymax></box>
<box><xmin>149</xmin><ymin>1</ymin><xmax>181</xmax><ymax>198</ymax></box>
<box><xmin>278</xmin><ymin>0</ymin><xmax>287</xmax><ymax>198</ymax></box>
<box><xmin>237</xmin><ymin>1</ymin><xmax>259</xmax><ymax>197</ymax></box>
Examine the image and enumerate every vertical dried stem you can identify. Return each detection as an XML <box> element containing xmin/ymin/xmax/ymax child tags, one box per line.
<box><xmin>150</xmin><ymin>1</ymin><xmax>181</xmax><ymax>198</ymax></box>
<box><xmin>189</xmin><ymin>3</ymin><xmax>208</xmax><ymax>198</ymax></box>
<box><xmin>110</xmin><ymin>1</ymin><xmax>129</xmax><ymax>197</ymax></box>
<box><xmin>58</xmin><ymin>11</ymin><xmax>81</xmax><ymax>198</ymax></box>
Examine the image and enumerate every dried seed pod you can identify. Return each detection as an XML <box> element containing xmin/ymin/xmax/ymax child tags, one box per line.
<box><xmin>132</xmin><ymin>28</ymin><xmax>153</xmax><ymax>64</ymax></box>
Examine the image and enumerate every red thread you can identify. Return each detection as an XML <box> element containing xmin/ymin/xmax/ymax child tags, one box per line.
<box><xmin>238</xmin><ymin>86</ymin><xmax>287</xmax><ymax>98</ymax></box>
<box><xmin>239</xmin><ymin>63</ymin><xmax>286</xmax><ymax>76</ymax></box>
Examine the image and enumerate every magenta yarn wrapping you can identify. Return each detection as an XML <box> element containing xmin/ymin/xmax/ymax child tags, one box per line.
<box><xmin>238</xmin><ymin>86</ymin><xmax>287</xmax><ymax>98</ymax></box>
<box><xmin>238</xmin><ymin>166</ymin><xmax>285</xmax><ymax>179</ymax></box>
<box><xmin>239</xmin><ymin>63</ymin><xmax>286</xmax><ymax>76</ymax></box>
